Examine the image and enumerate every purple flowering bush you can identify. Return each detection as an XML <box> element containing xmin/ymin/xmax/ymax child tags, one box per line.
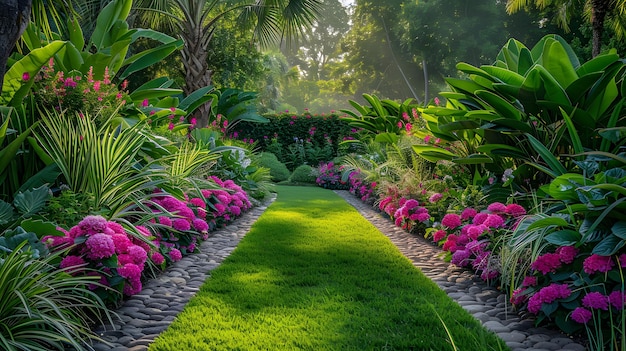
<box><xmin>316</xmin><ymin>162</ymin><xmax>349</xmax><ymax>190</ymax></box>
<box><xmin>43</xmin><ymin>215</ymin><xmax>156</xmax><ymax>304</ymax></box>
<box><xmin>429</xmin><ymin>202</ymin><xmax>527</xmax><ymax>283</ymax></box>
<box><xmin>510</xmin><ymin>245</ymin><xmax>626</xmax><ymax>339</ymax></box>
<box><xmin>348</xmin><ymin>170</ymin><xmax>377</xmax><ymax>204</ymax></box>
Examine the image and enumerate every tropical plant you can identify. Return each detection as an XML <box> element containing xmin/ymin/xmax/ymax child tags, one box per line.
<box><xmin>416</xmin><ymin>34</ymin><xmax>626</xmax><ymax>190</ymax></box>
<box><xmin>34</xmin><ymin>110</ymin><xmax>169</xmax><ymax>219</ymax></box>
<box><xmin>0</xmin><ymin>242</ymin><xmax>114</xmax><ymax>351</ymax></box>
<box><xmin>133</xmin><ymin>0</ymin><xmax>322</xmax><ymax>127</ymax></box>
<box><xmin>340</xmin><ymin>94</ymin><xmax>420</xmax><ymax>144</ymax></box>
<box><xmin>506</xmin><ymin>0</ymin><xmax>626</xmax><ymax>57</ymax></box>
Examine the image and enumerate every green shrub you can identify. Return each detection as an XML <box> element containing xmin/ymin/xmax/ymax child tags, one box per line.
<box><xmin>289</xmin><ymin>165</ymin><xmax>317</xmax><ymax>184</ymax></box>
<box><xmin>258</xmin><ymin>153</ymin><xmax>291</xmax><ymax>182</ymax></box>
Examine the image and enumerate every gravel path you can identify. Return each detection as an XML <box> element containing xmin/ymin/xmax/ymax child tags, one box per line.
<box><xmin>90</xmin><ymin>190</ymin><xmax>588</xmax><ymax>351</ymax></box>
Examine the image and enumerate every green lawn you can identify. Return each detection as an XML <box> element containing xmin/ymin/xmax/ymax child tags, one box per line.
<box><xmin>149</xmin><ymin>186</ymin><xmax>508</xmax><ymax>351</ymax></box>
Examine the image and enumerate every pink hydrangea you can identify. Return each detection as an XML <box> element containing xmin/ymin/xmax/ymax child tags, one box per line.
<box><xmin>467</xmin><ymin>224</ymin><xmax>488</xmax><ymax>240</ymax></box>
<box><xmin>429</xmin><ymin>193</ymin><xmax>443</xmax><ymax>203</ymax></box>
<box><xmin>522</xmin><ymin>276</ymin><xmax>537</xmax><ymax>287</ymax></box>
<box><xmin>487</xmin><ymin>202</ymin><xmax>506</xmax><ymax>213</ymax></box>
<box><xmin>472</xmin><ymin>212</ymin><xmax>488</xmax><ymax>225</ymax></box>
<box><xmin>415</xmin><ymin>213</ymin><xmax>430</xmax><ymax>222</ymax></box>
<box><xmin>510</xmin><ymin>288</ymin><xmax>527</xmax><ymax>305</ymax></box>
<box><xmin>571</xmin><ymin>307</ymin><xmax>592</xmax><ymax>324</ymax></box>
<box><xmin>214</xmin><ymin>203</ymin><xmax>227</xmax><ymax>215</ymax></box>
<box><xmin>527</xmin><ymin>293</ymin><xmax>543</xmax><ymax>314</ymax></box>
<box><xmin>229</xmin><ymin>205</ymin><xmax>242</xmax><ymax>216</ymax></box>
<box><xmin>158</xmin><ymin>216</ymin><xmax>172</xmax><ymax>227</ymax></box>
<box><xmin>451</xmin><ymin>250</ymin><xmax>471</xmax><ymax>267</ymax></box>
<box><xmin>441</xmin><ymin>213</ymin><xmax>462</xmax><ymax>228</ymax></box>
<box><xmin>583</xmin><ymin>254</ymin><xmax>614</xmax><ymax>275</ymax></box>
<box><xmin>85</xmin><ymin>233</ymin><xmax>115</xmax><ymax>260</ymax></box>
<box><xmin>483</xmin><ymin>214</ymin><xmax>505</xmax><ymax>228</ymax></box>
<box><xmin>505</xmin><ymin>204</ymin><xmax>526</xmax><ymax>217</ymax></box>
<box><xmin>461</xmin><ymin>208</ymin><xmax>477</xmax><ymax>220</ymax></box>
<box><xmin>189</xmin><ymin>197</ymin><xmax>205</xmax><ymax>208</ymax></box>
<box><xmin>111</xmin><ymin>233</ymin><xmax>132</xmax><ymax>254</ymax></box>
<box><xmin>582</xmin><ymin>292</ymin><xmax>609</xmax><ymax>310</ymax></box>
<box><xmin>106</xmin><ymin>221</ymin><xmax>126</xmax><ymax>235</ymax></box>
<box><xmin>442</xmin><ymin>239</ymin><xmax>457</xmax><ymax>252</ymax></box>
<box><xmin>151</xmin><ymin>251</ymin><xmax>165</xmax><ymax>265</ymax></box>
<box><xmin>609</xmin><ymin>291</ymin><xmax>626</xmax><ymax>310</ymax></box>
<box><xmin>78</xmin><ymin>215</ymin><xmax>108</xmax><ymax>235</ymax></box>
<box><xmin>192</xmin><ymin>218</ymin><xmax>209</xmax><ymax>232</ymax></box>
<box><xmin>128</xmin><ymin>245</ymin><xmax>148</xmax><ymax>266</ymax></box>
<box><xmin>528</xmin><ymin>283</ymin><xmax>571</xmax><ymax>314</ymax></box>
<box><xmin>432</xmin><ymin>229</ymin><xmax>447</xmax><ymax>242</ymax></box>
<box><xmin>556</xmin><ymin>246</ymin><xmax>578</xmax><ymax>264</ymax></box>
<box><xmin>118</xmin><ymin>263</ymin><xmax>142</xmax><ymax>282</ymax></box>
<box><xmin>172</xmin><ymin>218</ymin><xmax>191</xmax><ymax>231</ymax></box>
<box><xmin>169</xmin><ymin>248</ymin><xmax>182</xmax><ymax>262</ymax></box>
<box><xmin>531</xmin><ymin>253</ymin><xmax>562</xmax><ymax>274</ymax></box>
<box><xmin>59</xmin><ymin>255</ymin><xmax>86</xmax><ymax>273</ymax></box>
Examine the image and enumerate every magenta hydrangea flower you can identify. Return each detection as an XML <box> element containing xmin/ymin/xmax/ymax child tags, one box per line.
<box><xmin>510</xmin><ymin>288</ymin><xmax>528</xmax><ymax>305</ymax></box>
<box><xmin>214</xmin><ymin>203</ymin><xmax>227</xmax><ymax>215</ymax></box>
<box><xmin>60</xmin><ymin>255</ymin><xmax>86</xmax><ymax>273</ymax></box>
<box><xmin>460</xmin><ymin>208</ymin><xmax>477</xmax><ymax>220</ymax></box>
<box><xmin>583</xmin><ymin>292</ymin><xmax>609</xmax><ymax>310</ymax></box>
<box><xmin>527</xmin><ymin>293</ymin><xmax>543</xmax><ymax>314</ymax></box>
<box><xmin>429</xmin><ymin>193</ymin><xmax>443</xmax><ymax>203</ymax></box>
<box><xmin>483</xmin><ymin>214</ymin><xmax>505</xmax><ymax>228</ymax></box>
<box><xmin>522</xmin><ymin>276</ymin><xmax>537</xmax><ymax>287</ymax></box>
<box><xmin>441</xmin><ymin>213</ymin><xmax>462</xmax><ymax>228</ymax></box>
<box><xmin>128</xmin><ymin>245</ymin><xmax>148</xmax><ymax>266</ymax></box>
<box><xmin>189</xmin><ymin>197</ymin><xmax>205</xmax><ymax>208</ymax></box>
<box><xmin>583</xmin><ymin>254</ymin><xmax>614</xmax><ymax>275</ymax></box>
<box><xmin>229</xmin><ymin>205</ymin><xmax>242</xmax><ymax>216</ymax></box>
<box><xmin>487</xmin><ymin>202</ymin><xmax>506</xmax><ymax>213</ymax></box>
<box><xmin>151</xmin><ymin>251</ymin><xmax>165</xmax><ymax>265</ymax></box>
<box><xmin>111</xmin><ymin>233</ymin><xmax>132</xmax><ymax>254</ymax></box>
<box><xmin>472</xmin><ymin>212</ymin><xmax>488</xmax><ymax>225</ymax></box>
<box><xmin>442</xmin><ymin>239</ymin><xmax>457</xmax><ymax>252</ymax></box>
<box><xmin>531</xmin><ymin>253</ymin><xmax>562</xmax><ymax>274</ymax></box>
<box><xmin>78</xmin><ymin>215</ymin><xmax>108</xmax><ymax>235</ymax></box>
<box><xmin>620</xmin><ymin>253</ymin><xmax>626</xmax><ymax>268</ymax></box>
<box><xmin>609</xmin><ymin>291</ymin><xmax>626</xmax><ymax>310</ymax></box>
<box><xmin>106</xmin><ymin>221</ymin><xmax>126</xmax><ymax>235</ymax></box>
<box><xmin>158</xmin><ymin>216</ymin><xmax>172</xmax><ymax>227</ymax></box>
<box><xmin>169</xmin><ymin>248</ymin><xmax>182</xmax><ymax>262</ymax></box>
<box><xmin>404</xmin><ymin>199</ymin><xmax>419</xmax><ymax>209</ymax></box>
<box><xmin>117</xmin><ymin>254</ymin><xmax>133</xmax><ymax>266</ymax></box>
<box><xmin>505</xmin><ymin>204</ymin><xmax>526</xmax><ymax>217</ymax></box>
<box><xmin>415</xmin><ymin>213</ymin><xmax>430</xmax><ymax>222</ymax></box>
<box><xmin>571</xmin><ymin>307</ymin><xmax>592</xmax><ymax>324</ymax></box>
<box><xmin>172</xmin><ymin>218</ymin><xmax>191</xmax><ymax>231</ymax></box>
<box><xmin>467</xmin><ymin>224</ymin><xmax>488</xmax><ymax>240</ymax></box>
<box><xmin>432</xmin><ymin>229</ymin><xmax>447</xmax><ymax>242</ymax></box>
<box><xmin>556</xmin><ymin>246</ymin><xmax>578</xmax><ymax>264</ymax></box>
<box><xmin>451</xmin><ymin>250</ymin><xmax>471</xmax><ymax>267</ymax></box>
<box><xmin>192</xmin><ymin>218</ymin><xmax>209</xmax><ymax>232</ymax></box>
<box><xmin>85</xmin><ymin>233</ymin><xmax>115</xmax><ymax>260</ymax></box>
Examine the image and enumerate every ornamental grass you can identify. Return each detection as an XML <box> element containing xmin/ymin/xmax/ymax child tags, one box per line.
<box><xmin>150</xmin><ymin>186</ymin><xmax>507</xmax><ymax>350</ymax></box>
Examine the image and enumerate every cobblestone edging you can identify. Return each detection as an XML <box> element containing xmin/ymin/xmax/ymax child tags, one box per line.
<box><xmin>334</xmin><ymin>190</ymin><xmax>587</xmax><ymax>351</ymax></box>
<box><xmin>91</xmin><ymin>196</ymin><xmax>276</xmax><ymax>351</ymax></box>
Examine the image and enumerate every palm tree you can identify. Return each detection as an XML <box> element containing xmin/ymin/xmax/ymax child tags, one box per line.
<box><xmin>133</xmin><ymin>0</ymin><xmax>321</xmax><ymax>127</ymax></box>
<box><xmin>506</xmin><ymin>0</ymin><xmax>626</xmax><ymax>57</ymax></box>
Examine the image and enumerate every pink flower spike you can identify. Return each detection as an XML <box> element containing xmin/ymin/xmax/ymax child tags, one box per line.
<box><xmin>22</xmin><ymin>72</ymin><xmax>30</xmax><ymax>81</ymax></box>
<box><xmin>168</xmin><ymin>122</ymin><xmax>175</xmax><ymax>130</ymax></box>
<box><xmin>142</xmin><ymin>99</ymin><xmax>149</xmax><ymax>107</ymax></box>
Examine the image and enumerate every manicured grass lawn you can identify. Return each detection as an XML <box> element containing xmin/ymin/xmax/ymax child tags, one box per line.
<box><xmin>149</xmin><ymin>186</ymin><xmax>508</xmax><ymax>351</ymax></box>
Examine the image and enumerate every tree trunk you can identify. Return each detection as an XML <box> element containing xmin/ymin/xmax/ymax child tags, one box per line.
<box><xmin>590</xmin><ymin>0</ymin><xmax>610</xmax><ymax>57</ymax></box>
<box><xmin>0</xmin><ymin>0</ymin><xmax>32</xmax><ymax>93</ymax></box>
<box><xmin>181</xmin><ymin>24</ymin><xmax>213</xmax><ymax>128</ymax></box>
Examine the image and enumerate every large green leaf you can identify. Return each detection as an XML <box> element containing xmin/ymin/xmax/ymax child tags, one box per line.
<box><xmin>20</xmin><ymin>219</ymin><xmax>65</xmax><ymax>238</ymax></box>
<box><xmin>129</xmin><ymin>88</ymin><xmax>183</xmax><ymax>101</ymax></box>
<box><xmin>526</xmin><ymin>216</ymin><xmax>570</xmax><ymax>231</ymax></box>
<box><xmin>178</xmin><ymin>86</ymin><xmax>216</xmax><ymax>114</ymax></box>
<box><xmin>90</xmin><ymin>0</ymin><xmax>132</xmax><ymax>51</ymax></box>
<box><xmin>476</xmin><ymin>144</ymin><xmax>526</xmax><ymax>158</ymax></box>
<box><xmin>526</xmin><ymin>133</ymin><xmax>567</xmax><ymax>176</ymax></box>
<box><xmin>592</xmin><ymin>234</ymin><xmax>624</xmax><ymax>256</ymax></box>
<box><xmin>119</xmin><ymin>39</ymin><xmax>184</xmax><ymax>79</ymax></box>
<box><xmin>613</xmin><ymin>221</ymin><xmax>626</xmax><ymax>240</ymax></box>
<box><xmin>545</xmin><ymin>229</ymin><xmax>582</xmax><ymax>246</ymax></box>
<box><xmin>480</xmin><ymin>65</ymin><xmax>525</xmax><ymax>87</ymax></box>
<box><xmin>547</xmin><ymin>173</ymin><xmax>591</xmax><ymax>201</ymax></box>
<box><xmin>475</xmin><ymin>90</ymin><xmax>522</xmax><ymax>120</ymax></box>
<box><xmin>13</xmin><ymin>185</ymin><xmax>51</xmax><ymax>218</ymax></box>
<box><xmin>412</xmin><ymin>145</ymin><xmax>457</xmax><ymax>162</ymax></box>
<box><xmin>576</xmin><ymin>53</ymin><xmax>619</xmax><ymax>77</ymax></box>
<box><xmin>1</xmin><ymin>41</ymin><xmax>66</xmax><ymax>106</ymax></box>
<box><xmin>0</xmin><ymin>200</ymin><xmax>14</xmax><ymax>225</ymax></box>
<box><xmin>456</xmin><ymin>62</ymin><xmax>494</xmax><ymax>81</ymax></box>
<box><xmin>542</xmin><ymin>39</ymin><xmax>578</xmax><ymax>88</ymax></box>
<box><xmin>0</xmin><ymin>123</ymin><xmax>37</xmax><ymax>175</ymax></box>
<box><xmin>536</xmin><ymin>66</ymin><xmax>570</xmax><ymax>106</ymax></box>
<box><xmin>445</xmin><ymin>78</ymin><xmax>486</xmax><ymax>96</ymax></box>
<box><xmin>452</xmin><ymin>154</ymin><xmax>493</xmax><ymax>164</ymax></box>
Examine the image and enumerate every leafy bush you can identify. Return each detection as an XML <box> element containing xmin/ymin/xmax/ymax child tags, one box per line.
<box><xmin>0</xmin><ymin>243</ymin><xmax>113</xmax><ymax>350</ymax></box>
<box><xmin>258</xmin><ymin>152</ymin><xmax>291</xmax><ymax>182</ymax></box>
<box><xmin>289</xmin><ymin>165</ymin><xmax>317</xmax><ymax>184</ymax></box>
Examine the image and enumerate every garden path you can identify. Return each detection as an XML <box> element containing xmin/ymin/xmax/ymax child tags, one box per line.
<box><xmin>92</xmin><ymin>190</ymin><xmax>587</xmax><ymax>351</ymax></box>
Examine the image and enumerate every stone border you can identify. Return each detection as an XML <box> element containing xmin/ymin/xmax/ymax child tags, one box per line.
<box><xmin>91</xmin><ymin>195</ymin><xmax>276</xmax><ymax>351</ymax></box>
<box><xmin>334</xmin><ymin>190</ymin><xmax>587</xmax><ymax>351</ymax></box>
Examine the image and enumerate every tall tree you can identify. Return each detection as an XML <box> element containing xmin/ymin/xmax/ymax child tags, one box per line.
<box><xmin>133</xmin><ymin>0</ymin><xmax>322</xmax><ymax>127</ymax></box>
<box><xmin>506</xmin><ymin>0</ymin><xmax>626</xmax><ymax>56</ymax></box>
<box><xmin>0</xmin><ymin>0</ymin><xmax>31</xmax><ymax>93</ymax></box>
